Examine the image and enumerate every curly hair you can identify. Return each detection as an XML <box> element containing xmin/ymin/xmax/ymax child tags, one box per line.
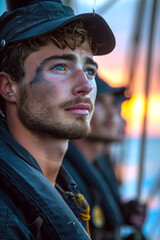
<box><xmin>0</xmin><ymin>20</ymin><xmax>97</xmax><ymax>115</ymax></box>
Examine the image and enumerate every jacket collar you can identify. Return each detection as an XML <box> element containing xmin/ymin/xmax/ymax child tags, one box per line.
<box><xmin>0</xmin><ymin>119</ymin><xmax>42</xmax><ymax>172</ymax></box>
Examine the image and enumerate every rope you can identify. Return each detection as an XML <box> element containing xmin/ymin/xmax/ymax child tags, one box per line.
<box><xmin>55</xmin><ymin>184</ymin><xmax>91</xmax><ymax>236</ymax></box>
<box><xmin>75</xmin><ymin>193</ymin><xmax>91</xmax><ymax>236</ymax></box>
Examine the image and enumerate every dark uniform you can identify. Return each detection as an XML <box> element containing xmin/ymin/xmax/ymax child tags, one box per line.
<box><xmin>0</xmin><ymin>119</ymin><xmax>91</xmax><ymax>240</ymax></box>
<box><xmin>94</xmin><ymin>155</ymin><xmax>121</xmax><ymax>204</ymax></box>
<box><xmin>94</xmin><ymin>155</ymin><xmax>147</xmax><ymax>240</ymax></box>
<box><xmin>63</xmin><ymin>142</ymin><xmax>124</xmax><ymax>240</ymax></box>
<box><xmin>64</xmin><ymin>142</ymin><xmax>147</xmax><ymax>240</ymax></box>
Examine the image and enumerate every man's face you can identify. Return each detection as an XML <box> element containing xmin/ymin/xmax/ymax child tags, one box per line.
<box><xmin>89</xmin><ymin>93</ymin><xmax>123</xmax><ymax>142</ymax></box>
<box><xmin>16</xmin><ymin>40</ymin><xmax>97</xmax><ymax>139</ymax></box>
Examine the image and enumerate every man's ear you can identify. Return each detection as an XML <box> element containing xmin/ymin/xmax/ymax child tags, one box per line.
<box><xmin>0</xmin><ymin>72</ymin><xmax>17</xmax><ymax>103</ymax></box>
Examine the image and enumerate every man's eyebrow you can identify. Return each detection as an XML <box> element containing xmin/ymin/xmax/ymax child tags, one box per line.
<box><xmin>85</xmin><ymin>57</ymin><xmax>98</xmax><ymax>70</ymax></box>
<box><xmin>40</xmin><ymin>54</ymin><xmax>77</xmax><ymax>67</ymax></box>
<box><xmin>40</xmin><ymin>54</ymin><xmax>98</xmax><ymax>69</ymax></box>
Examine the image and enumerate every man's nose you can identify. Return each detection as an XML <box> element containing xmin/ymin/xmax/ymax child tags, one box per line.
<box><xmin>72</xmin><ymin>70</ymin><xmax>93</xmax><ymax>96</ymax></box>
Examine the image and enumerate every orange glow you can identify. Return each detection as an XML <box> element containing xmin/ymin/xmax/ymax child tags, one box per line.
<box><xmin>121</xmin><ymin>95</ymin><xmax>145</xmax><ymax>121</ymax></box>
<box><xmin>97</xmin><ymin>69</ymin><xmax>127</xmax><ymax>86</ymax></box>
<box><xmin>149</xmin><ymin>96</ymin><xmax>160</xmax><ymax>115</ymax></box>
<box><xmin>121</xmin><ymin>94</ymin><xmax>160</xmax><ymax>137</ymax></box>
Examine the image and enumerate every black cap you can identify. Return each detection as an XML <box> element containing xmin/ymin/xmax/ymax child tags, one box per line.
<box><xmin>96</xmin><ymin>74</ymin><xmax>125</xmax><ymax>96</ymax></box>
<box><xmin>114</xmin><ymin>93</ymin><xmax>130</xmax><ymax>104</ymax></box>
<box><xmin>0</xmin><ymin>0</ymin><xmax>115</xmax><ymax>55</ymax></box>
<box><xmin>6</xmin><ymin>0</ymin><xmax>62</xmax><ymax>10</ymax></box>
<box><xmin>96</xmin><ymin>74</ymin><xmax>130</xmax><ymax>103</ymax></box>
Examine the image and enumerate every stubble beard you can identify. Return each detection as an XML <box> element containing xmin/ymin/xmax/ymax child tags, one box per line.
<box><xmin>17</xmin><ymin>85</ymin><xmax>91</xmax><ymax>140</ymax></box>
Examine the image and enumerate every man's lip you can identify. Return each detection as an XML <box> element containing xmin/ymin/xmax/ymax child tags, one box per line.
<box><xmin>65</xmin><ymin>103</ymin><xmax>91</xmax><ymax>115</ymax></box>
<box><xmin>65</xmin><ymin>103</ymin><xmax>91</xmax><ymax>111</ymax></box>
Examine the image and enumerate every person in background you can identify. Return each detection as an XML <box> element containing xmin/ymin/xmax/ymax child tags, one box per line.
<box><xmin>0</xmin><ymin>0</ymin><xmax>116</xmax><ymax>239</ymax></box>
<box><xmin>63</xmin><ymin>74</ymin><xmax>146</xmax><ymax>240</ymax></box>
<box><xmin>97</xmin><ymin>85</ymin><xmax>128</xmax><ymax>185</ymax></box>
<box><xmin>90</xmin><ymin>74</ymin><xmax>128</xmax><ymax>184</ymax></box>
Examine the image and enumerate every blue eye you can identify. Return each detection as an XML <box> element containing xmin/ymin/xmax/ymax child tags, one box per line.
<box><xmin>85</xmin><ymin>69</ymin><xmax>96</xmax><ymax>76</ymax></box>
<box><xmin>53</xmin><ymin>65</ymin><xmax>65</xmax><ymax>71</ymax></box>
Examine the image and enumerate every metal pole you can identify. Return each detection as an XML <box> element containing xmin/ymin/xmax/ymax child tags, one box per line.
<box><xmin>118</xmin><ymin>0</ymin><xmax>146</xmax><ymax>177</ymax></box>
<box><xmin>126</xmin><ymin>0</ymin><xmax>146</xmax><ymax>92</ymax></box>
<box><xmin>137</xmin><ymin>0</ymin><xmax>158</xmax><ymax>201</ymax></box>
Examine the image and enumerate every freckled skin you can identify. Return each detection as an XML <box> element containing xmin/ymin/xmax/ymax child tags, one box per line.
<box><xmin>16</xmin><ymin>40</ymin><xmax>97</xmax><ymax>139</ymax></box>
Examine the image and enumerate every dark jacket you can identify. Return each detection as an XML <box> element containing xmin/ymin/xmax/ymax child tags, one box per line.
<box><xmin>63</xmin><ymin>142</ymin><xmax>124</xmax><ymax>240</ymax></box>
<box><xmin>94</xmin><ymin>155</ymin><xmax>121</xmax><ymax>205</ymax></box>
<box><xmin>0</xmin><ymin>121</ymin><xmax>90</xmax><ymax>240</ymax></box>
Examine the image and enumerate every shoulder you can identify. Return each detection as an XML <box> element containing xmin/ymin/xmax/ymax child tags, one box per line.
<box><xmin>0</xmin><ymin>190</ymin><xmax>35</xmax><ymax>240</ymax></box>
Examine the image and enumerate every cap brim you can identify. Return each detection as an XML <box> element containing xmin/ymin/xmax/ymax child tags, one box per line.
<box><xmin>97</xmin><ymin>86</ymin><xmax>125</xmax><ymax>95</ymax></box>
<box><xmin>12</xmin><ymin>13</ymin><xmax>115</xmax><ymax>56</ymax></box>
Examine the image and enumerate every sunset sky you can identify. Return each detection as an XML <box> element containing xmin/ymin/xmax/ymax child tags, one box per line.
<box><xmin>92</xmin><ymin>0</ymin><xmax>160</xmax><ymax>137</ymax></box>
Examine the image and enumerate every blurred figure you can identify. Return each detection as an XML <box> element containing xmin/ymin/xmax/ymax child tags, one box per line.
<box><xmin>63</xmin><ymin>74</ymin><xmax>146</xmax><ymax>240</ymax></box>
<box><xmin>90</xmin><ymin>77</ymin><xmax>127</xmax><ymax>184</ymax></box>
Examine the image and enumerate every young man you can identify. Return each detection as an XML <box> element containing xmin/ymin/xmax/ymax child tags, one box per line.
<box><xmin>0</xmin><ymin>1</ymin><xmax>115</xmax><ymax>239</ymax></box>
<box><xmin>64</xmin><ymin>75</ymin><xmax>146</xmax><ymax>240</ymax></box>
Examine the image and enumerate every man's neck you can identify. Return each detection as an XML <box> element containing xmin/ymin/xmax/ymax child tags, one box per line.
<box><xmin>7</xmin><ymin>114</ymin><xmax>68</xmax><ymax>186</ymax></box>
